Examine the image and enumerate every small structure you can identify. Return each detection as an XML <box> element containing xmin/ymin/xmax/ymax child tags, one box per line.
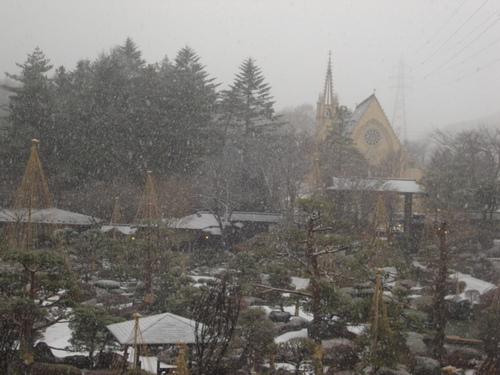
<box><xmin>100</xmin><ymin>197</ymin><xmax>137</xmax><ymax>239</ymax></box>
<box><xmin>167</xmin><ymin>211</ymin><xmax>283</xmax><ymax>236</ymax></box>
<box><xmin>0</xmin><ymin>207</ymin><xmax>101</xmax><ymax>227</ymax></box>
<box><xmin>107</xmin><ymin>312</ymin><xmax>200</xmax><ymax>348</ymax></box>
<box><xmin>100</xmin><ymin>224</ymin><xmax>138</xmax><ymax>237</ymax></box>
<box><xmin>327</xmin><ymin>177</ymin><xmax>425</xmax><ymax>236</ymax></box>
<box><xmin>107</xmin><ymin>313</ymin><xmax>201</xmax><ymax>374</ymax></box>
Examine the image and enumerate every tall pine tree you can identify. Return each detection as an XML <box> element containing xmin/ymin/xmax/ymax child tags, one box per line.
<box><xmin>2</xmin><ymin>48</ymin><xmax>56</xmax><ymax>179</ymax></box>
<box><xmin>164</xmin><ymin>46</ymin><xmax>221</xmax><ymax>173</ymax></box>
<box><xmin>221</xmin><ymin>58</ymin><xmax>280</xmax><ymax>137</ymax></box>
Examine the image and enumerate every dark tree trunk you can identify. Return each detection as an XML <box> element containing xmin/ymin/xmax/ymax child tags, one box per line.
<box><xmin>432</xmin><ymin>222</ymin><xmax>448</xmax><ymax>362</ymax></box>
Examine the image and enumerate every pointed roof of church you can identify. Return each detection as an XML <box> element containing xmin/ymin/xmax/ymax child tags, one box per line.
<box><xmin>348</xmin><ymin>93</ymin><xmax>393</xmax><ymax>133</ymax></box>
<box><xmin>322</xmin><ymin>52</ymin><xmax>334</xmax><ymax>106</ymax></box>
<box><xmin>349</xmin><ymin>94</ymin><xmax>375</xmax><ymax>128</ymax></box>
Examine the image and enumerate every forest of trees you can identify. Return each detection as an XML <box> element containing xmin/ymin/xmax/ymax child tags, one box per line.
<box><xmin>0</xmin><ymin>38</ymin><xmax>319</xmax><ymax>222</ymax></box>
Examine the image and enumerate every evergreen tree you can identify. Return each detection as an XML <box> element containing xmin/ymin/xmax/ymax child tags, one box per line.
<box><xmin>319</xmin><ymin>105</ymin><xmax>368</xmax><ymax>179</ymax></box>
<box><xmin>0</xmin><ymin>248</ymin><xmax>77</xmax><ymax>373</ymax></box>
<box><xmin>476</xmin><ymin>290</ymin><xmax>500</xmax><ymax>374</ymax></box>
<box><xmin>163</xmin><ymin>46</ymin><xmax>221</xmax><ymax>173</ymax></box>
<box><xmin>361</xmin><ymin>269</ymin><xmax>402</xmax><ymax>373</ymax></box>
<box><xmin>230</xmin><ymin>307</ymin><xmax>276</xmax><ymax>373</ymax></box>
<box><xmin>216</xmin><ymin>58</ymin><xmax>282</xmax><ymax>211</ymax></box>
<box><xmin>112</xmin><ymin>37</ymin><xmax>145</xmax><ymax>78</ymax></box>
<box><xmin>68</xmin><ymin>305</ymin><xmax>124</xmax><ymax>369</ymax></box>
<box><xmin>1</xmin><ymin>48</ymin><xmax>56</xmax><ymax>179</ymax></box>
<box><xmin>221</xmin><ymin>57</ymin><xmax>280</xmax><ymax>137</ymax></box>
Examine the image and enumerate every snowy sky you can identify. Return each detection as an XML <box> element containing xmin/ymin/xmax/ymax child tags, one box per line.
<box><xmin>1</xmin><ymin>0</ymin><xmax>499</xmax><ymax>139</ymax></box>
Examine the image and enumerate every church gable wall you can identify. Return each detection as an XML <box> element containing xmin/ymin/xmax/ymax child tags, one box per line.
<box><xmin>350</xmin><ymin>98</ymin><xmax>404</xmax><ymax>169</ymax></box>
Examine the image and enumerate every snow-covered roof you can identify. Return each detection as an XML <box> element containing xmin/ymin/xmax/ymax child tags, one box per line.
<box><xmin>0</xmin><ymin>207</ymin><xmax>102</xmax><ymax>225</ymax></box>
<box><xmin>101</xmin><ymin>225</ymin><xmax>137</xmax><ymax>235</ymax></box>
<box><xmin>327</xmin><ymin>177</ymin><xmax>425</xmax><ymax>194</ymax></box>
<box><xmin>107</xmin><ymin>313</ymin><xmax>201</xmax><ymax>346</ymax></box>
<box><xmin>446</xmin><ymin>271</ymin><xmax>497</xmax><ymax>303</ymax></box>
<box><xmin>167</xmin><ymin>213</ymin><xmax>222</xmax><ymax>234</ymax></box>
<box><xmin>166</xmin><ymin>211</ymin><xmax>283</xmax><ymax>235</ymax></box>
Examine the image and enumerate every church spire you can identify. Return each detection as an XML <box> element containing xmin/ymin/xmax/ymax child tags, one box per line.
<box><xmin>323</xmin><ymin>51</ymin><xmax>334</xmax><ymax>106</ymax></box>
<box><xmin>316</xmin><ymin>52</ymin><xmax>338</xmax><ymax>141</ymax></box>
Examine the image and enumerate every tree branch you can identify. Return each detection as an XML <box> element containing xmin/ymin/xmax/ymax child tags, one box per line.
<box><xmin>313</xmin><ymin>245</ymin><xmax>349</xmax><ymax>257</ymax></box>
<box><xmin>254</xmin><ymin>284</ymin><xmax>312</xmax><ymax>298</ymax></box>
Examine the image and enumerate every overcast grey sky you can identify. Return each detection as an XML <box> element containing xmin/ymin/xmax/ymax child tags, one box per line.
<box><xmin>1</xmin><ymin>0</ymin><xmax>499</xmax><ymax>139</ymax></box>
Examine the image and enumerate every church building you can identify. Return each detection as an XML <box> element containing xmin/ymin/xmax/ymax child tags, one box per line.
<box><xmin>315</xmin><ymin>54</ymin><xmax>420</xmax><ymax>179</ymax></box>
<box><xmin>311</xmin><ymin>55</ymin><xmax>425</xmax><ymax>237</ymax></box>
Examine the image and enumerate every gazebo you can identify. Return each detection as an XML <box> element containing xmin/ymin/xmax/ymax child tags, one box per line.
<box><xmin>327</xmin><ymin>177</ymin><xmax>426</xmax><ymax>235</ymax></box>
<box><xmin>107</xmin><ymin>313</ymin><xmax>200</xmax><ymax>347</ymax></box>
<box><xmin>107</xmin><ymin>312</ymin><xmax>201</xmax><ymax>373</ymax></box>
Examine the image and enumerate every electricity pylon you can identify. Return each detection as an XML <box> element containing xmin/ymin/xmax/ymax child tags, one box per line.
<box><xmin>391</xmin><ymin>56</ymin><xmax>409</xmax><ymax>142</ymax></box>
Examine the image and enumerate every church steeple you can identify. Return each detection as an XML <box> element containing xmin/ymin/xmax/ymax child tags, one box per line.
<box><xmin>316</xmin><ymin>52</ymin><xmax>338</xmax><ymax>141</ymax></box>
<box><xmin>323</xmin><ymin>51</ymin><xmax>334</xmax><ymax>106</ymax></box>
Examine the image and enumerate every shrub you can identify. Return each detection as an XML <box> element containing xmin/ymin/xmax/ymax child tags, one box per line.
<box><xmin>323</xmin><ymin>343</ymin><xmax>360</xmax><ymax>372</ymax></box>
<box><xmin>125</xmin><ymin>369</ymin><xmax>150</xmax><ymax>375</ymax></box>
<box><xmin>32</xmin><ymin>362</ymin><xmax>81</xmax><ymax>375</ymax></box>
<box><xmin>442</xmin><ymin>352</ymin><xmax>469</xmax><ymax>369</ymax></box>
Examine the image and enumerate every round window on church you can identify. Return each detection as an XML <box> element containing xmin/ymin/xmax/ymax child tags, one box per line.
<box><xmin>364</xmin><ymin>128</ymin><xmax>381</xmax><ymax>146</ymax></box>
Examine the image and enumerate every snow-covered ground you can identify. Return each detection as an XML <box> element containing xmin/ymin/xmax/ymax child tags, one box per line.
<box><xmin>40</xmin><ymin>269</ymin><xmax>495</xmax><ymax>373</ymax></box>
<box><xmin>275</xmin><ymin>328</ymin><xmax>308</xmax><ymax>343</ymax></box>
<box><xmin>42</xmin><ymin>319</ymin><xmax>83</xmax><ymax>358</ymax></box>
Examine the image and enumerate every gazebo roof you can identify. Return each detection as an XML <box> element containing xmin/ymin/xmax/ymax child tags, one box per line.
<box><xmin>327</xmin><ymin>177</ymin><xmax>425</xmax><ymax>195</ymax></box>
<box><xmin>106</xmin><ymin>313</ymin><xmax>201</xmax><ymax>346</ymax></box>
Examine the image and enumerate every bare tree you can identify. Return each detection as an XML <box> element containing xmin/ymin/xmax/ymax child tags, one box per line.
<box><xmin>192</xmin><ymin>273</ymin><xmax>242</xmax><ymax>375</ymax></box>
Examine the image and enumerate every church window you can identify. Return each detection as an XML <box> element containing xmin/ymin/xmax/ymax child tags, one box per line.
<box><xmin>324</xmin><ymin>109</ymin><xmax>331</xmax><ymax>118</ymax></box>
<box><xmin>364</xmin><ymin>128</ymin><xmax>381</xmax><ymax>146</ymax></box>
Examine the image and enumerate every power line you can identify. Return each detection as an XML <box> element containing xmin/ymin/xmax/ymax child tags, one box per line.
<box><xmin>433</xmin><ymin>8</ymin><xmax>500</xmax><ymax>58</ymax></box>
<box><xmin>414</xmin><ymin>56</ymin><xmax>500</xmax><ymax>90</ymax></box>
<box><xmin>391</xmin><ymin>56</ymin><xmax>409</xmax><ymax>142</ymax></box>
<box><xmin>421</xmin><ymin>14</ymin><xmax>500</xmax><ymax>80</ymax></box>
<box><xmin>412</xmin><ymin>0</ymin><xmax>490</xmax><ymax>72</ymax></box>
<box><xmin>439</xmin><ymin>35</ymin><xmax>500</xmax><ymax>71</ymax></box>
<box><xmin>413</xmin><ymin>0</ymin><xmax>468</xmax><ymax>56</ymax></box>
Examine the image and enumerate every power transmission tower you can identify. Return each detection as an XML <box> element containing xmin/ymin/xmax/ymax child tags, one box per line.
<box><xmin>391</xmin><ymin>56</ymin><xmax>409</xmax><ymax>142</ymax></box>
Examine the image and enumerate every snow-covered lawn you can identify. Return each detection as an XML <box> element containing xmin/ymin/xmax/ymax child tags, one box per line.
<box><xmin>42</xmin><ymin>319</ymin><xmax>85</xmax><ymax>358</ymax></box>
